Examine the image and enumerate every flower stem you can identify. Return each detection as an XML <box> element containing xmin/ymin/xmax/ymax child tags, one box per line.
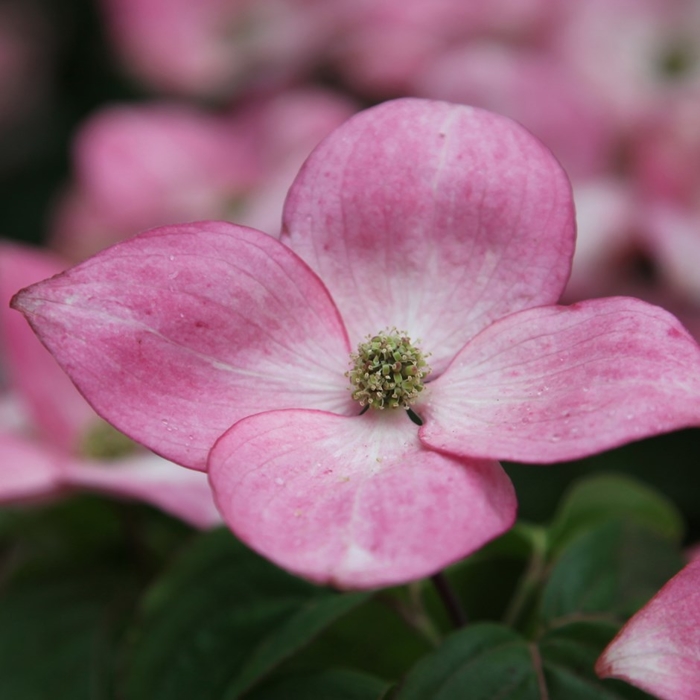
<box><xmin>431</xmin><ymin>571</ymin><xmax>467</xmax><ymax>628</ymax></box>
<box><xmin>378</xmin><ymin>583</ymin><xmax>442</xmax><ymax>647</ymax></box>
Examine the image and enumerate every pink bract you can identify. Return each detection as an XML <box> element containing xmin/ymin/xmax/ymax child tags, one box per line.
<box><xmin>0</xmin><ymin>242</ymin><xmax>220</xmax><ymax>527</ymax></box>
<box><xmin>596</xmin><ymin>559</ymin><xmax>700</xmax><ymax>700</ymax></box>
<box><xmin>12</xmin><ymin>99</ymin><xmax>700</xmax><ymax>588</ymax></box>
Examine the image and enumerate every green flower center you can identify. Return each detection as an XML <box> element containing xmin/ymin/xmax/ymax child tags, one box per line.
<box><xmin>346</xmin><ymin>329</ymin><xmax>431</xmax><ymax>410</ymax></box>
<box><xmin>80</xmin><ymin>420</ymin><xmax>138</xmax><ymax>461</ymax></box>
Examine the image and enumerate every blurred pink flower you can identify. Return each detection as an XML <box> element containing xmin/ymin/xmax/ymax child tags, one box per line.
<box><xmin>50</xmin><ymin>90</ymin><xmax>357</xmax><ymax>260</ymax></box>
<box><xmin>552</xmin><ymin>0</ymin><xmax>700</xmax><ymax>129</ymax></box>
<box><xmin>50</xmin><ymin>101</ymin><xmax>259</xmax><ymax>260</ymax></box>
<box><xmin>99</xmin><ymin>0</ymin><xmax>337</xmax><ymax>98</ymax></box>
<box><xmin>329</xmin><ymin>0</ymin><xmax>553</xmax><ymax>96</ymax></box>
<box><xmin>12</xmin><ymin>99</ymin><xmax>700</xmax><ymax>587</ymax></box>
<box><xmin>562</xmin><ymin>86</ymin><xmax>700</xmax><ymax>339</ymax></box>
<box><xmin>413</xmin><ymin>42</ymin><xmax>615</xmax><ymax>179</ymax></box>
<box><xmin>634</xmin><ymin>88</ymin><xmax>700</xmax><ymax>209</ymax></box>
<box><xmin>0</xmin><ymin>242</ymin><xmax>220</xmax><ymax>528</ymax></box>
<box><xmin>596</xmin><ymin>559</ymin><xmax>700</xmax><ymax>700</ymax></box>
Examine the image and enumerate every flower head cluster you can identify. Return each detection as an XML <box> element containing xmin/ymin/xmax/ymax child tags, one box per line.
<box><xmin>347</xmin><ymin>329</ymin><xmax>430</xmax><ymax>410</ymax></box>
<box><xmin>12</xmin><ymin>98</ymin><xmax>700</xmax><ymax>589</ymax></box>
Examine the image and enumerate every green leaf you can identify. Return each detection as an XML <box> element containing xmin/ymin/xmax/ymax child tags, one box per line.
<box><xmin>547</xmin><ymin>474</ymin><xmax>684</xmax><ymax>557</ymax></box>
<box><xmin>0</xmin><ymin>496</ymin><xmax>194</xmax><ymax>584</ymax></box>
<box><xmin>226</xmin><ymin>591</ymin><xmax>371</xmax><ymax>697</ymax></box>
<box><xmin>396</xmin><ymin>622</ymin><xmax>654</xmax><ymax>700</ymax></box>
<box><xmin>283</xmin><ymin>594</ymin><xmax>434</xmax><ymax>681</ymax></box>
<box><xmin>0</xmin><ymin>497</ymin><xmax>148</xmax><ymax>700</ymax></box>
<box><xmin>541</xmin><ymin>520</ymin><xmax>684</xmax><ymax>622</ymax></box>
<box><xmin>396</xmin><ymin>624</ymin><xmax>537</xmax><ymax>700</ymax></box>
<box><xmin>122</xmin><ymin>528</ymin><xmax>369</xmax><ymax>700</ymax></box>
<box><xmin>428</xmin><ymin>525</ymin><xmax>536</xmax><ymax>628</ymax></box>
<box><xmin>0</xmin><ymin>567</ymin><xmax>136</xmax><ymax>700</ymax></box>
<box><xmin>245</xmin><ymin>669</ymin><xmax>390</xmax><ymax>700</ymax></box>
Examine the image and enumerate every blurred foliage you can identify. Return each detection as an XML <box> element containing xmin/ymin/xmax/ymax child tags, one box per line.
<box><xmin>506</xmin><ymin>427</ymin><xmax>700</xmax><ymax>543</ymax></box>
<box><xmin>0</xmin><ymin>474</ymin><xmax>687</xmax><ymax>698</ymax></box>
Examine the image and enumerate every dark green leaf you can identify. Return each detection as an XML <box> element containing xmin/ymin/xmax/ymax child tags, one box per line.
<box><xmin>245</xmin><ymin>669</ymin><xmax>390</xmax><ymax>700</ymax></box>
<box><xmin>226</xmin><ymin>591</ymin><xmax>370</xmax><ymax>697</ymax></box>
<box><xmin>0</xmin><ymin>567</ymin><xmax>135</xmax><ymax>700</ymax></box>
<box><xmin>541</xmin><ymin>520</ymin><xmax>683</xmax><ymax>622</ymax></box>
<box><xmin>397</xmin><ymin>622</ymin><xmax>654</xmax><ymax>700</ymax></box>
<box><xmin>397</xmin><ymin>624</ymin><xmax>537</xmax><ymax>700</ymax></box>
<box><xmin>122</xmin><ymin>528</ymin><xmax>368</xmax><ymax>700</ymax></box>
<box><xmin>547</xmin><ymin>474</ymin><xmax>684</xmax><ymax>557</ymax></box>
<box><xmin>283</xmin><ymin>595</ymin><xmax>433</xmax><ymax>681</ymax></box>
<box><xmin>0</xmin><ymin>498</ymin><xmax>144</xmax><ymax>700</ymax></box>
<box><xmin>428</xmin><ymin>525</ymin><xmax>536</xmax><ymax>627</ymax></box>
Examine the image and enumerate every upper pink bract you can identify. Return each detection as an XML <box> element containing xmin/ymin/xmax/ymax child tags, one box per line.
<box><xmin>12</xmin><ymin>99</ymin><xmax>700</xmax><ymax>588</ymax></box>
<box><xmin>596</xmin><ymin>559</ymin><xmax>700</xmax><ymax>700</ymax></box>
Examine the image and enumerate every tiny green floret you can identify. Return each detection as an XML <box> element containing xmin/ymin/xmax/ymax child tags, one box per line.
<box><xmin>347</xmin><ymin>329</ymin><xmax>431</xmax><ymax>410</ymax></box>
<box><xmin>81</xmin><ymin>419</ymin><xmax>138</xmax><ymax>461</ymax></box>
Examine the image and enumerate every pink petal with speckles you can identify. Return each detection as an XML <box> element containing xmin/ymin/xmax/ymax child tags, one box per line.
<box><xmin>283</xmin><ymin>98</ymin><xmax>575</xmax><ymax>374</ymax></box>
<box><xmin>208</xmin><ymin>408</ymin><xmax>516</xmax><ymax>589</ymax></box>
<box><xmin>596</xmin><ymin>559</ymin><xmax>700</xmax><ymax>700</ymax></box>
<box><xmin>12</xmin><ymin>221</ymin><xmax>354</xmax><ymax>471</ymax></box>
<box><xmin>420</xmin><ymin>297</ymin><xmax>700</xmax><ymax>463</ymax></box>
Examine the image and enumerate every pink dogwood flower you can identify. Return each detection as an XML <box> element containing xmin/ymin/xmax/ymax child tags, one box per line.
<box><xmin>0</xmin><ymin>241</ymin><xmax>220</xmax><ymax>527</ymax></box>
<box><xmin>11</xmin><ymin>99</ymin><xmax>700</xmax><ymax>588</ymax></box>
<box><xmin>50</xmin><ymin>90</ymin><xmax>356</xmax><ymax>260</ymax></box>
<box><xmin>596</xmin><ymin>558</ymin><xmax>700</xmax><ymax>700</ymax></box>
<box><xmin>98</xmin><ymin>0</ymin><xmax>337</xmax><ymax>98</ymax></box>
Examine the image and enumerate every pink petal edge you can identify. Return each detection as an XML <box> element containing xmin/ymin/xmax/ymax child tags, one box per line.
<box><xmin>420</xmin><ymin>297</ymin><xmax>700</xmax><ymax>464</ymax></box>
<box><xmin>0</xmin><ymin>242</ymin><xmax>95</xmax><ymax>452</ymax></box>
<box><xmin>208</xmin><ymin>408</ymin><xmax>516</xmax><ymax>589</ymax></box>
<box><xmin>596</xmin><ymin>559</ymin><xmax>700</xmax><ymax>700</ymax></box>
